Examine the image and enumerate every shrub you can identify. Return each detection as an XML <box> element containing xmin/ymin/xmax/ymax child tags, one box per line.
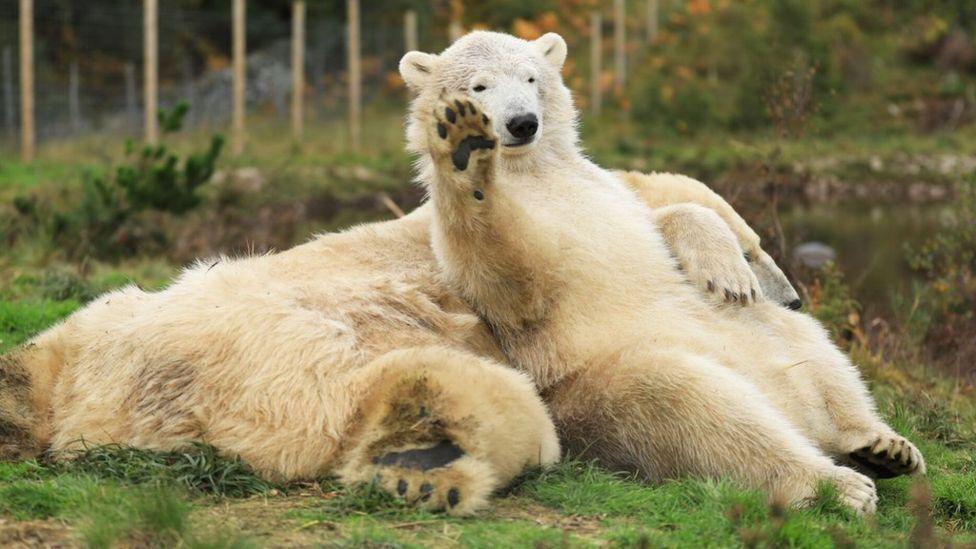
<box><xmin>50</xmin><ymin>104</ymin><xmax>223</xmax><ymax>260</ymax></box>
<box><xmin>902</xmin><ymin>180</ymin><xmax>976</xmax><ymax>366</ymax></box>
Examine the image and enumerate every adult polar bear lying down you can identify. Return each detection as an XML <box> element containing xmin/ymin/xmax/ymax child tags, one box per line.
<box><xmin>2</xmin><ymin>178</ymin><xmax>793</xmax><ymax>514</ymax></box>
<box><xmin>407</xmin><ymin>31</ymin><xmax>925</xmax><ymax>515</ymax></box>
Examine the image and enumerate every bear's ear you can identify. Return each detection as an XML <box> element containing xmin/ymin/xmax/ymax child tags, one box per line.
<box><xmin>533</xmin><ymin>33</ymin><xmax>567</xmax><ymax>71</ymax></box>
<box><xmin>399</xmin><ymin>51</ymin><xmax>439</xmax><ymax>90</ymax></box>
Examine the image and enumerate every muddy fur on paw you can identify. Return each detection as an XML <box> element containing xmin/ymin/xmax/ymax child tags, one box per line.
<box><xmin>337</xmin><ymin>372</ymin><xmax>497</xmax><ymax>515</ymax></box>
<box><xmin>848</xmin><ymin>433</ymin><xmax>926</xmax><ymax>479</ymax></box>
<box><xmin>428</xmin><ymin>94</ymin><xmax>497</xmax><ymax>178</ymax></box>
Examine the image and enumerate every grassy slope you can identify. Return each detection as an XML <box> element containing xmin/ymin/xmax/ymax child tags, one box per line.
<box><xmin>1</xmin><ymin>285</ymin><xmax>974</xmax><ymax>547</ymax></box>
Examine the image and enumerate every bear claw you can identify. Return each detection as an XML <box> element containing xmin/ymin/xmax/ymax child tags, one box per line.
<box><xmin>848</xmin><ymin>434</ymin><xmax>925</xmax><ymax>479</ymax></box>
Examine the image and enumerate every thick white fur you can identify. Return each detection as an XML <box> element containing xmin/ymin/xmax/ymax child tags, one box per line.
<box><xmin>413</xmin><ymin>31</ymin><xmax>924</xmax><ymax>514</ymax></box>
<box><xmin>0</xmin><ymin>32</ymin><xmax>922</xmax><ymax>517</ymax></box>
<box><xmin>1</xmin><ymin>170</ymin><xmax>805</xmax><ymax>515</ymax></box>
<box><xmin>5</xmin><ymin>215</ymin><xmax>560</xmax><ymax>515</ymax></box>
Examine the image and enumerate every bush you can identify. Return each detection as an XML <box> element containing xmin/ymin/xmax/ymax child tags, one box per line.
<box><xmin>902</xmin><ymin>180</ymin><xmax>976</xmax><ymax>365</ymax></box>
<box><xmin>49</xmin><ymin>104</ymin><xmax>223</xmax><ymax>260</ymax></box>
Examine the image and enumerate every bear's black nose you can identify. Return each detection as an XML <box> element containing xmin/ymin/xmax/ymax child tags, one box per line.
<box><xmin>506</xmin><ymin>114</ymin><xmax>539</xmax><ymax>140</ymax></box>
<box><xmin>786</xmin><ymin>299</ymin><xmax>802</xmax><ymax>310</ymax></box>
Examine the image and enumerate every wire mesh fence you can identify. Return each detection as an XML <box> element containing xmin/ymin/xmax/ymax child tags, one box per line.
<box><xmin>0</xmin><ymin>0</ymin><xmax>444</xmax><ymax>154</ymax></box>
<box><xmin>0</xmin><ymin>0</ymin><xmax>662</xmax><ymax>159</ymax></box>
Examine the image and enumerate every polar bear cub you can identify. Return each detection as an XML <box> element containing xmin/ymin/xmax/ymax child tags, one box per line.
<box><xmin>402</xmin><ymin>31</ymin><xmax>923</xmax><ymax>514</ymax></box>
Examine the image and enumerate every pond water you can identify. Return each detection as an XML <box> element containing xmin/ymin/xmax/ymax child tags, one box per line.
<box><xmin>779</xmin><ymin>202</ymin><xmax>951</xmax><ymax>315</ymax></box>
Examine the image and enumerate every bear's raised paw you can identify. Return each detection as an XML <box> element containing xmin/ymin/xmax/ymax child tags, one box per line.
<box><xmin>429</xmin><ymin>94</ymin><xmax>497</xmax><ymax>176</ymax></box>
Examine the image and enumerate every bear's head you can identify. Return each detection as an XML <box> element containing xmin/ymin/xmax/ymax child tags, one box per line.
<box><xmin>400</xmin><ymin>31</ymin><xmax>577</xmax><ymax>170</ymax></box>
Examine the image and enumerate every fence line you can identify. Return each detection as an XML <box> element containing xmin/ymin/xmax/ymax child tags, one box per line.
<box><xmin>346</xmin><ymin>0</ymin><xmax>361</xmax><ymax>152</ymax></box>
<box><xmin>232</xmin><ymin>0</ymin><xmax>246</xmax><ymax>156</ymax></box>
<box><xmin>6</xmin><ymin>1</ymin><xmax>663</xmax><ymax>162</ymax></box>
<box><xmin>590</xmin><ymin>12</ymin><xmax>602</xmax><ymax>116</ymax></box>
<box><xmin>19</xmin><ymin>0</ymin><xmax>34</xmax><ymax>162</ymax></box>
<box><xmin>291</xmin><ymin>1</ymin><xmax>305</xmax><ymax>143</ymax></box>
<box><xmin>614</xmin><ymin>0</ymin><xmax>626</xmax><ymax>91</ymax></box>
<box><xmin>404</xmin><ymin>10</ymin><xmax>418</xmax><ymax>53</ymax></box>
<box><xmin>646</xmin><ymin>0</ymin><xmax>659</xmax><ymax>43</ymax></box>
<box><xmin>144</xmin><ymin>0</ymin><xmax>158</xmax><ymax>145</ymax></box>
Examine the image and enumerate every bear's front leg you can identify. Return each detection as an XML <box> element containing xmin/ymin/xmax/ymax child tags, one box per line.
<box><xmin>652</xmin><ymin>203</ymin><xmax>764</xmax><ymax>306</ymax></box>
<box><xmin>426</xmin><ymin>94</ymin><xmax>498</xmax><ymax>217</ymax></box>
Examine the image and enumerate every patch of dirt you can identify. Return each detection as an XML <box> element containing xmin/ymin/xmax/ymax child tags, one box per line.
<box><xmin>0</xmin><ymin>518</ymin><xmax>75</xmax><ymax>548</ymax></box>
<box><xmin>192</xmin><ymin>491</ymin><xmax>611</xmax><ymax>546</ymax></box>
<box><xmin>490</xmin><ymin>498</ymin><xmax>607</xmax><ymax>538</ymax></box>
<box><xmin>193</xmin><ymin>492</ymin><xmax>337</xmax><ymax>547</ymax></box>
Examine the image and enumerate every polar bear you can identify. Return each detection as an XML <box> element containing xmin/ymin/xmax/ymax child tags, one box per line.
<box><xmin>0</xmin><ymin>228</ymin><xmax>563</xmax><ymax>515</ymax></box>
<box><xmin>0</xmin><ymin>170</ymin><xmax>790</xmax><ymax>515</ymax></box>
<box><xmin>404</xmin><ymin>30</ymin><xmax>924</xmax><ymax>514</ymax></box>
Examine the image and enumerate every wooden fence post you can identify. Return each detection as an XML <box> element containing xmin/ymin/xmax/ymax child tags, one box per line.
<box><xmin>19</xmin><ymin>0</ymin><xmax>34</xmax><ymax>162</ymax></box>
<box><xmin>346</xmin><ymin>0</ymin><xmax>361</xmax><ymax>152</ymax></box>
<box><xmin>448</xmin><ymin>0</ymin><xmax>463</xmax><ymax>42</ymax></box>
<box><xmin>614</xmin><ymin>0</ymin><xmax>626</xmax><ymax>90</ymax></box>
<box><xmin>144</xmin><ymin>0</ymin><xmax>158</xmax><ymax>144</ymax></box>
<box><xmin>2</xmin><ymin>46</ymin><xmax>13</xmax><ymax>141</ymax></box>
<box><xmin>404</xmin><ymin>10</ymin><xmax>418</xmax><ymax>53</ymax></box>
<box><xmin>590</xmin><ymin>12</ymin><xmax>602</xmax><ymax>116</ymax></box>
<box><xmin>647</xmin><ymin>0</ymin><xmax>659</xmax><ymax>43</ymax></box>
<box><xmin>232</xmin><ymin>0</ymin><xmax>246</xmax><ymax>156</ymax></box>
<box><xmin>291</xmin><ymin>0</ymin><xmax>305</xmax><ymax>143</ymax></box>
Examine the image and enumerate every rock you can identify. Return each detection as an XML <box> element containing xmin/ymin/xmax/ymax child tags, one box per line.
<box><xmin>794</xmin><ymin>242</ymin><xmax>836</xmax><ymax>270</ymax></box>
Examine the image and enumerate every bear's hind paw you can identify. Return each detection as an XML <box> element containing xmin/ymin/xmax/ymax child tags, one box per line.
<box><xmin>375</xmin><ymin>452</ymin><xmax>496</xmax><ymax>515</ymax></box>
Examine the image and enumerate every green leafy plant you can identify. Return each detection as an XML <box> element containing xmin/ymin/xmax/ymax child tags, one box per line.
<box><xmin>113</xmin><ymin>103</ymin><xmax>224</xmax><ymax>214</ymax></box>
<box><xmin>902</xmin><ymin>180</ymin><xmax>976</xmax><ymax>364</ymax></box>
<box><xmin>51</xmin><ymin>103</ymin><xmax>223</xmax><ymax>259</ymax></box>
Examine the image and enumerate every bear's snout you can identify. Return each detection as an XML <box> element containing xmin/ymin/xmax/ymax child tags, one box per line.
<box><xmin>505</xmin><ymin>114</ymin><xmax>539</xmax><ymax>143</ymax></box>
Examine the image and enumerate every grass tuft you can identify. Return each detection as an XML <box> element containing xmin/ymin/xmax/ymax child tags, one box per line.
<box><xmin>79</xmin><ymin>486</ymin><xmax>251</xmax><ymax>549</ymax></box>
<box><xmin>49</xmin><ymin>443</ymin><xmax>278</xmax><ymax>498</ymax></box>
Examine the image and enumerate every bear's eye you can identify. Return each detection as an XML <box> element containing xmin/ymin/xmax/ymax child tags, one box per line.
<box><xmin>528</xmin><ymin>77</ymin><xmax>536</xmax><ymax>83</ymax></box>
<box><xmin>473</xmin><ymin>85</ymin><xmax>486</xmax><ymax>92</ymax></box>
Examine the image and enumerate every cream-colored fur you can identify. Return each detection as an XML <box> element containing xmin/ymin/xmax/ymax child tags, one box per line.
<box><xmin>0</xmin><ymin>177</ymin><xmax>773</xmax><ymax>514</ymax></box>
<box><xmin>408</xmin><ymin>31</ymin><xmax>924</xmax><ymax>515</ymax></box>
<box><xmin>0</xmin><ymin>32</ymin><xmax>923</xmax><ymax>517</ymax></box>
<box><xmin>2</xmin><ymin>215</ymin><xmax>560</xmax><ymax>515</ymax></box>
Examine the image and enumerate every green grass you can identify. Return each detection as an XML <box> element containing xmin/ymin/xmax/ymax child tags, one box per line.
<box><xmin>1</xmin><ymin>205</ymin><xmax>975</xmax><ymax>547</ymax></box>
<box><xmin>2</xmin><ymin>107</ymin><xmax>974</xmax><ymax>546</ymax></box>
<box><xmin>0</xmin><ymin>299</ymin><xmax>79</xmax><ymax>352</ymax></box>
<box><xmin>0</xmin><ymin>294</ymin><xmax>973</xmax><ymax>546</ymax></box>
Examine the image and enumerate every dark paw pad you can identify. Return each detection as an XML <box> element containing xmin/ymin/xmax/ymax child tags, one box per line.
<box><xmin>419</xmin><ymin>482</ymin><xmax>433</xmax><ymax>501</ymax></box>
<box><xmin>376</xmin><ymin>439</ymin><xmax>464</xmax><ymax>471</ymax></box>
<box><xmin>451</xmin><ymin>135</ymin><xmax>496</xmax><ymax>171</ymax></box>
<box><xmin>848</xmin><ymin>443</ymin><xmax>916</xmax><ymax>479</ymax></box>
